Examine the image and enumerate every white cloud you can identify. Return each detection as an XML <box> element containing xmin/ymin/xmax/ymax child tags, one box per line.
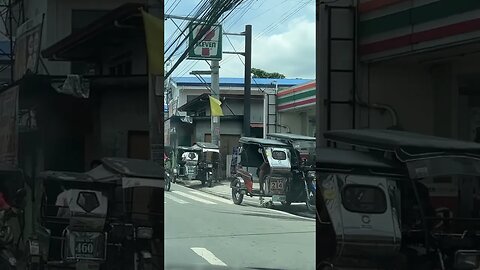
<box><xmin>219</xmin><ymin>18</ymin><xmax>315</xmax><ymax>79</ymax></box>
<box><xmin>168</xmin><ymin>1</ymin><xmax>316</xmax><ymax>79</ymax></box>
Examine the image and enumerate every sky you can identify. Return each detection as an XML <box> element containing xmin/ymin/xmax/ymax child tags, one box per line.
<box><xmin>164</xmin><ymin>0</ymin><xmax>315</xmax><ymax>80</ymax></box>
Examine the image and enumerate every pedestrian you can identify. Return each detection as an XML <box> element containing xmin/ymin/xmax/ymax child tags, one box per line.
<box><xmin>258</xmin><ymin>156</ymin><xmax>270</xmax><ymax>194</ymax></box>
<box><xmin>55</xmin><ymin>184</ymin><xmax>72</xmax><ymax>218</ymax></box>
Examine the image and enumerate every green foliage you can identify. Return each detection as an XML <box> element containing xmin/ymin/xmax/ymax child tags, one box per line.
<box><xmin>251</xmin><ymin>68</ymin><xmax>285</xmax><ymax>79</ymax></box>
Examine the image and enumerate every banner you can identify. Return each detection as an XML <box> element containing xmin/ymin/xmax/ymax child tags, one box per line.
<box><xmin>0</xmin><ymin>86</ymin><xmax>19</xmax><ymax>165</ymax></box>
<box><xmin>14</xmin><ymin>14</ymin><xmax>44</xmax><ymax>81</ymax></box>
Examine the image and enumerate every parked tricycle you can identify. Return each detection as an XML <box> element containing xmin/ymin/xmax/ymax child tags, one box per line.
<box><xmin>26</xmin><ymin>157</ymin><xmax>164</xmax><ymax>270</ymax></box>
<box><xmin>192</xmin><ymin>142</ymin><xmax>220</xmax><ymax>187</ymax></box>
<box><xmin>231</xmin><ymin>137</ymin><xmax>292</xmax><ymax>207</ymax></box>
<box><xmin>173</xmin><ymin>146</ymin><xmax>201</xmax><ymax>182</ymax></box>
<box><xmin>317</xmin><ymin>129</ymin><xmax>480</xmax><ymax>270</ymax></box>
<box><xmin>267</xmin><ymin>133</ymin><xmax>316</xmax><ymax>211</ymax></box>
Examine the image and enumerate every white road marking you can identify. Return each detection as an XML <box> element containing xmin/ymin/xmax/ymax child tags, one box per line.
<box><xmin>191</xmin><ymin>247</ymin><xmax>227</xmax><ymax>266</ymax></box>
<box><xmin>172</xmin><ymin>191</ymin><xmax>217</xmax><ymax>204</ymax></box>
<box><xmin>189</xmin><ymin>190</ymin><xmax>233</xmax><ymax>204</ymax></box>
<box><xmin>165</xmin><ymin>193</ymin><xmax>188</xmax><ymax>204</ymax></box>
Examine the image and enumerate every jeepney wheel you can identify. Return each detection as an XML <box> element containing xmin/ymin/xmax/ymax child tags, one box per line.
<box><xmin>232</xmin><ymin>181</ymin><xmax>244</xmax><ymax>205</ymax></box>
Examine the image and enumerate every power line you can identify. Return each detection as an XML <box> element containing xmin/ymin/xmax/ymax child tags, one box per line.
<box><xmin>166</xmin><ymin>0</ymin><xmax>247</xmax><ymax>79</ymax></box>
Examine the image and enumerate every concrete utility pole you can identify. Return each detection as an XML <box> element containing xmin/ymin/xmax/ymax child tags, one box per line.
<box><xmin>148</xmin><ymin>0</ymin><xmax>163</xmax><ymax>164</ymax></box>
<box><xmin>211</xmin><ymin>60</ymin><xmax>220</xmax><ymax>146</ymax></box>
<box><xmin>243</xmin><ymin>24</ymin><xmax>252</xmax><ymax>137</ymax></box>
<box><xmin>210</xmin><ymin>0</ymin><xmax>221</xmax><ymax>147</ymax></box>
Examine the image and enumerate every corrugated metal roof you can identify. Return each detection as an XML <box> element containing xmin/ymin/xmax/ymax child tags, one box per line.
<box><xmin>171</xmin><ymin>77</ymin><xmax>311</xmax><ymax>87</ymax></box>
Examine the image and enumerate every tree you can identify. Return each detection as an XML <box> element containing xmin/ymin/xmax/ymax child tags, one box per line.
<box><xmin>251</xmin><ymin>68</ymin><xmax>286</xmax><ymax>79</ymax></box>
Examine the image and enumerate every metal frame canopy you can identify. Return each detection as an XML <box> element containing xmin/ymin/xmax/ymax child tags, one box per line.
<box><xmin>39</xmin><ymin>157</ymin><xmax>164</xmax><ymax>188</ymax></box>
<box><xmin>192</xmin><ymin>142</ymin><xmax>220</xmax><ymax>153</ymax></box>
<box><xmin>317</xmin><ymin>148</ymin><xmax>405</xmax><ymax>177</ymax></box>
<box><xmin>324</xmin><ymin>129</ymin><xmax>480</xmax><ymax>160</ymax></box>
<box><xmin>324</xmin><ymin>129</ymin><xmax>480</xmax><ymax>179</ymax></box>
<box><xmin>239</xmin><ymin>137</ymin><xmax>288</xmax><ymax>147</ymax></box>
<box><xmin>267</xmin><ymin>133</ymin><xmax>316</xmax><ymax>141</ymax></box>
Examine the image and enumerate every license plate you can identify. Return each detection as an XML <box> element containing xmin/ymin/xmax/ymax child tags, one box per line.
<box><xmin>270</xmin><ymin>180</ymin><xmax>284</xmax><ymax>191</ymax></box>
<box><xmin>272</xmin><ymin>195</ymin><xmax>286</xmax><ymax>202</ymax></box>
<box><xmin>74</xmin><ymin>239</ymin><xmax>95</xmax><ymax>257</ymax></box>
<box><xmin>65</xmin><ymin>231</ymin><xmax>105</xmax><ymax>260</ymax></box>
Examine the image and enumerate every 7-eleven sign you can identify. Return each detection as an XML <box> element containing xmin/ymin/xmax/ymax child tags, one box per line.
<box><xmin>188</xmin><ymin>23</ymin><xmax>222</xmax><ymax>60</ymax></box>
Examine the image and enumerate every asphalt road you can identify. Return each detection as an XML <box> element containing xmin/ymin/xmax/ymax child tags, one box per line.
<box><xmin>165</xmin><ymin>184</ymin><xmax>316</xmax><ymax>270</ymax></box>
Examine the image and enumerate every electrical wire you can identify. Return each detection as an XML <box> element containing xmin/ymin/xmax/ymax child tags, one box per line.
<box><xmin>166</xmin><ymin>0</ymin><xmax>246</xmax><ymax>79</ymax></box>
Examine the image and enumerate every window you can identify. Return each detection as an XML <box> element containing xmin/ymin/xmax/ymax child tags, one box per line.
<box><xmin>342</xmin><ymin>185</ymin><xmax>387</xmax><ymax>214</ymax></box>
<box><xmin>272</xmin><ymin>150</ymin><xmax>286</xmax><ymax>160</ymax></box>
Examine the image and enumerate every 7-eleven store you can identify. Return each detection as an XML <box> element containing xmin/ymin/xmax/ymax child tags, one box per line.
<box><xmin>276</xmin><ymin>80</ymin><xmax>316</xmax><ymax>136</ymax></box>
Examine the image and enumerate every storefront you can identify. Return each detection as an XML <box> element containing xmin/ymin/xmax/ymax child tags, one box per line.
<box><xmin>277</xmin><ymin>80</ymin><xmax>316</xmax><ymax>136</ymax></box>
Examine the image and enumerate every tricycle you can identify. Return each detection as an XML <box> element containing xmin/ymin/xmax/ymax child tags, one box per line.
<box><xmin>230</xmin><ymin>137</ymin><xmax>292</xmax><ymax>207</ymax></box>
<box><xmin>26</xmin><ymin>157</ymin><xmax>164</xmax><ymax>270</ymax></box>
<box><xmin>267</xmin><ymin>133</ymin><xmax>316</xmax><ymax>211</ymax></box>
<box><xmin>173</xmin><ymin>146</ymin><xmax>201</xmax><ymax>182</ymax></box>
<box><xmin>317</xmin><ymin>129</ymin><xmax>480</xmax><ymax>270</ymax></box>
<box><xmin>192</xmin><ymin>142</ymin><xmax>220</xmax><ymax>187</ymax></box>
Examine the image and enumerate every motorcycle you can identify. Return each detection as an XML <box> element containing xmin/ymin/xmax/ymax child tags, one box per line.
<box><xmin>0</xmin><ymin>188</ymin><xmax>27</xmax><ymax>270</ymax></box>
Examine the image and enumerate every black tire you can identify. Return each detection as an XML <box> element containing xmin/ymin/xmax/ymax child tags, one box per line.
<box><xmin>232</xmin><ymin>181</ymin><xmax>244</xmax><ymax>205</ymax></box>
<box><xmin>281</xmin><ymin>200</ymin><xmax>291</xmax><ymax>207</ymax></box>
<box><xmin>207</xmin><ymin>173</ymin><xmax>213</xmax><ymax>187</ymax></box>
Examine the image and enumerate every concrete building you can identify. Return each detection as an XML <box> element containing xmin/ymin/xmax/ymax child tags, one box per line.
<box><xmin>277</xmin><ymin>80</ymin><xmax>316</xmax><ymax>136</ymax></box>
<box><xmin>317</xmin><ymin>0</ymin><xmax>480</xmax><ymax>217</ymax></box>
<box><xmin>165</xmin><ymin>76</ymin><xmax>310</xmax><ymax>176</ymax></box>
<box><xmin>0</xmin><ymin>2</ymin><xmax>160</xmax><ymax>242</ymax></box>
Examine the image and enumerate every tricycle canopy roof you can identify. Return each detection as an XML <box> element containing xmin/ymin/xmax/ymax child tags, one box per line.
<box><xmin>239</xmin><ymin>137</ymin><xmax>288</xmax><ymax>147</ymax></box>
<box><xmin>192</xmin><ymin>142</ymin><xmax>220</xmax><ymax>153</ymax></box>
<box><xmin>317</xmin><ymin>148</ymin><xmax>405</xmax><ymax>177</ymax></box>
<box><xmin>267</xmin><ymin>133</ymin><xmax>315</xmax><ymax>141</ymax></box>
<box><xmin>324</xmin><ymin>129</ymin><xmax>480</xmax><ymax>161</ymax></box>
<box><xmin>39</xmin><ymin>157</ymin><xmax>164</xmax><ymax>188</ymax></box>
<box><xmin>324</xmin><ymin>129</ymin><xmax>480</xmax><ymax>179</ymax></box>
<box><xmin>193</xmin><ymin>142</ymin><xmax>219</xmax><ymax>149</ymax></box>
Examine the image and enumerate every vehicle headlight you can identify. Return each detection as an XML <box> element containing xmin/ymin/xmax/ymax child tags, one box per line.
<box><xmin>136</xmin><ymin>227</ymin><xmax>153</xmax><ymax>239</ymax></box>
<box><xmin>454</xmin><ymin>250</ymin><xmax>480</xmax><ymax>269</ymax></box>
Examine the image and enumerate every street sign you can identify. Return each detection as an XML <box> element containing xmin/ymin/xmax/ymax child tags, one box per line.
<box><xmin>188</xmin><ymin>23</ymin><xmax>222</xmax><ymax>60</ymax></box>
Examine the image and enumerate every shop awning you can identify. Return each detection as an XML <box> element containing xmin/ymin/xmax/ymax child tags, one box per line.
<box><xmin>42</xmin><ymin>3</ymin><xmax>145</xmax><ymax>61</ymax></box>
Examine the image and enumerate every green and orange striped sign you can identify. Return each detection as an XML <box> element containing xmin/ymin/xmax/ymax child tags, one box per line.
<box><xmin>359</xmin><ymin>0</ymin><xmax>480</xmax><ymax>60</ymax></box>
<box><xmin>277</xmin><ymin>81</ymin><xmax>316</xmax><ymax>112</ymax></box>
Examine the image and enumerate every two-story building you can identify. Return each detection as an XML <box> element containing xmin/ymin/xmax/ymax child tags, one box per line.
<box><xmin>165</xmin><ymin>76</ymin><xmax>310</xmax><ymax>176</ymax></box>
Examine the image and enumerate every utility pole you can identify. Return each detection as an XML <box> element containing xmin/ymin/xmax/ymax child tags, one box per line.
<box><xmin>211</xmin><ymin>60</ymin><xmax>220</xmax><ymax>146</ymax></box>
<box><xmin>210</xmin><ymin>0</ymin><xmax>221</xmax><ymax>147</ymax></box>
<box><xmin>243</xmin><ymin>24</ymin><xmax>252</xmax><ymax>137</ymax></box>
<box><xmin>148</xmin><ymin>1</ymin><xmax>163</xmax><ymax>165</ymax></box>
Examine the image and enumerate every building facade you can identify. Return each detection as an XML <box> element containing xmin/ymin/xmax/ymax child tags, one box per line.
<box><xmin>317</xmin><ymin>0</ymin><xmax>480</xmax><ymax>217</ymax></box>
<box><xmin>277</xmin><ymin>80</ymin><xmax>316</xmax><ymax>136</ymax></box>
<box><xmin>165</xmin><ymin>76</ymin><xmax>310</xmax><ymax>176</ymax></box>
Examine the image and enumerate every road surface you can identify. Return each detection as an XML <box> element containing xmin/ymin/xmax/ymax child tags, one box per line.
<box><xmin>165</xmin><ymin>184</ymin><xmax>315</xmax><ymax>270</ymax></box>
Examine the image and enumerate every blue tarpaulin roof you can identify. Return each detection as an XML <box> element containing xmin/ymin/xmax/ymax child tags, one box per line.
<box><xmin>171</xmin><ymin>77</ymin><xmax>311</xmax><ymax>88</ymax></box>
